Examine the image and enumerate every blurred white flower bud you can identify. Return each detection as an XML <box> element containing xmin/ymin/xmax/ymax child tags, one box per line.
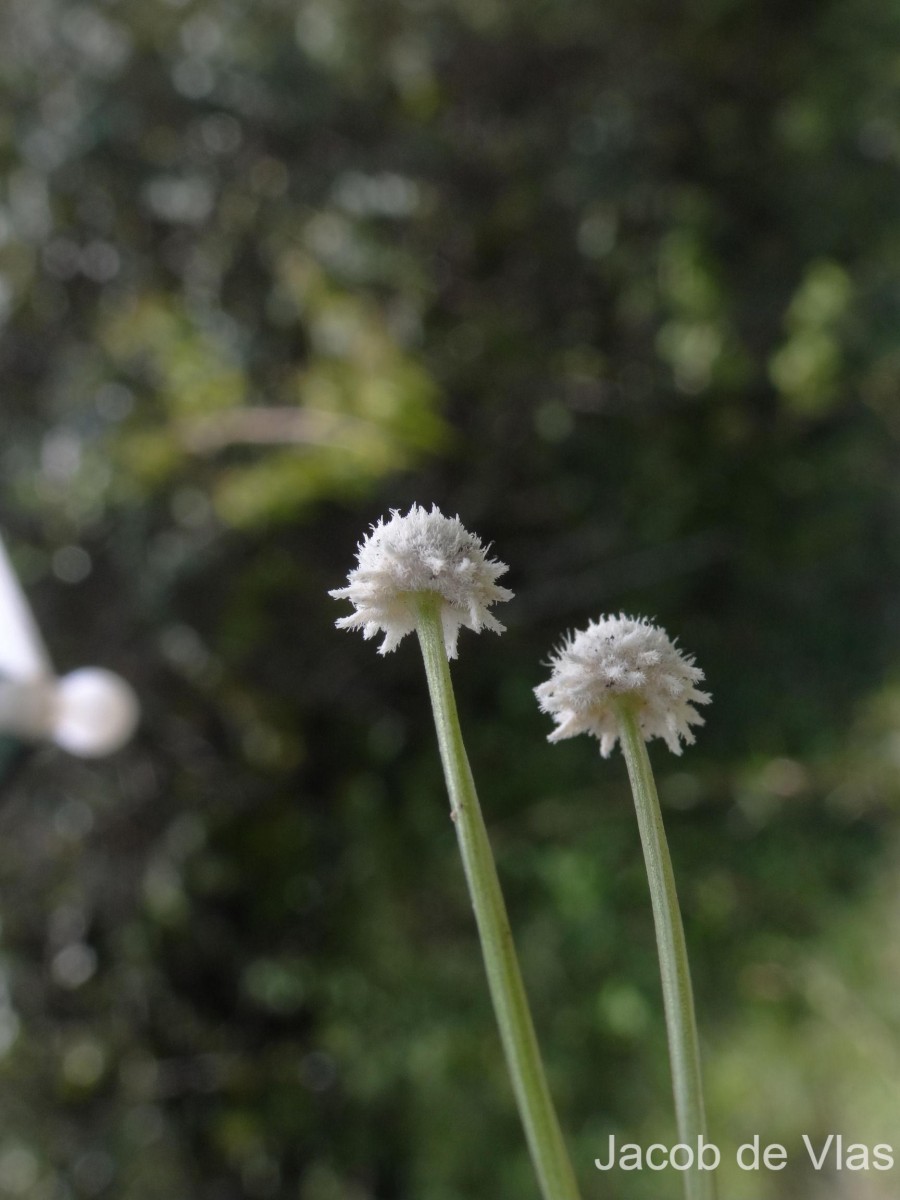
<box><xmin>51</xmin><ymin>669</ymin><xmax>140</xmax><ymax>758</ymax></box>
<box><xmin>0</xmin><ymin>533</ymin><xmax>139</xmax><ymax>759</ymax></box>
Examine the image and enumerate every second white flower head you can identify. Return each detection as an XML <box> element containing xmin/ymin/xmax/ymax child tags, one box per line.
<box><xmin>535</xmin><ymin>614</ymin><xmax>711</xmax><ymax>757</ymax></box>
<box><xmin>330</xmin><ymin>504</ymin><xmax>513</xmax><ymax>658</ymax></box>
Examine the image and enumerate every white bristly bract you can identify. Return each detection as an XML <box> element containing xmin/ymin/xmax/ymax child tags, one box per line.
<box><xmin>330</xmin><ymin>504</ymin><xmax>514</xmax><ymax>658</ymax></box>
<box><xmin>534</xmin><ymin>614</ymin><xmax>711</xmax><ymax>757</ymax></box>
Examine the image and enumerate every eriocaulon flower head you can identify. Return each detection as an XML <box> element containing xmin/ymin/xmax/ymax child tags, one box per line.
<box><xmin>330</xmin><ymin>504</ymin><xmax>514</xmax><ymax>658</ymax></box>
<box><xmin>535</xmin><ymin>614</ymin><xmax>711</xmax><ymax>757</ymax></box>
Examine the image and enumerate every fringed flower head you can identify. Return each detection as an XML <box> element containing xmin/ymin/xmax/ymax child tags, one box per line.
<box><xmin>535</xmin><ymin>614</ymin><xmax>711</xmax><ymax>757</ymax></box>
<box><xmin>330</xmin><ymin>504</ymin><xmax>513</xmax><ymax>658</ymax></box>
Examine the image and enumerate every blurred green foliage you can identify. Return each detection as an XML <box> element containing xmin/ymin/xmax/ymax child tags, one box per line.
<box><xmin>1</xmin><ymin>0</ymin><xmax>900</xmax><ymax>1197</ymax></box>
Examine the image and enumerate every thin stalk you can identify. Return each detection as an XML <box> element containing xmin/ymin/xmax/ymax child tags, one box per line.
<box><xmin>615</xmin><ymin>702</ymin><xmax>716</xmax><ymax>1200</ymax></box>
<box><xmin>415</xmin><ymin>595</ymin><xmax>583</xmax><ymax>1200</ymax></box>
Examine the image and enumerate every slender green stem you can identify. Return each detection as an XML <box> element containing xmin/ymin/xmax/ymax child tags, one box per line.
<box><xmin>415</xmin><ymin>595</ymin><xmax>583</xmax><ymax>1200</ymax></box>
<box><xmin>615</xmin><ymin>702</ymin><xmax>716</xmax><ymax>1200</ymax></box>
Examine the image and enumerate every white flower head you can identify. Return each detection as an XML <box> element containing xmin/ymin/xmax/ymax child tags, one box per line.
<box><xmin>534</xmin><ymin>614</ymin><xmax>711</xmax><ymax>757</ymax></box>
<box><xmin>330</xmin><ymin>504</ymin><xmax>514</xmax><ymax>658</ymax></box>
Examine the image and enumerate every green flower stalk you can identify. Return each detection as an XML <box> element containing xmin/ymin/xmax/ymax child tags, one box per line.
<box><xmin>331</xmin><ymin>505</ymin><xmax>582</xmax><ymax>1200</ymax></box>
<box><xmin>535</xmin><ymin>614</ymin><xmax>715</xmax><ymax>1200</ymax></box>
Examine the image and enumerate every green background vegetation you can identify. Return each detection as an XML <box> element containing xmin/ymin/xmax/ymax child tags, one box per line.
<box><xmin>2</xmin><ymin>0</ymin><xmax>900</xmax><ymax>1196</ymax></box>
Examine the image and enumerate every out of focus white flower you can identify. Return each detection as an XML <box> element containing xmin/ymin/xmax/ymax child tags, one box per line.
<box><xmin>51</xmin><ymin>669</ymin><xmax>140</xmax><ymax>757</ymax></box>
<box><xmin>0</xmin><ymin>533</ymin><xmax>140</xmax><ymax>758</ymax></box>
<box><xmin>0</xmin><ymin>669</ymin><xmax>140</xmax><ymax>759</ymax></box>
<box><xmin>330</xmin><ymin>504</ymin><xmax>513</xmax><ymax>658</ymax></box>
<box><xmin>535</xmin><ymin>614</ymin><xmax>711</xmax><ymax>757</ymax></box>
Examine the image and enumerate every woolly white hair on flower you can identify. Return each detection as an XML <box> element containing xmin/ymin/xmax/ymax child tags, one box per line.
<box><xmin>330</xmin><ymin>504</ymin><xmax>514</xmax><ymax>658</ymax></box>
<box><xmin>535</xmin><ymin>614</ymin><xmax>711</xmax><ymax>757</ymax></box>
